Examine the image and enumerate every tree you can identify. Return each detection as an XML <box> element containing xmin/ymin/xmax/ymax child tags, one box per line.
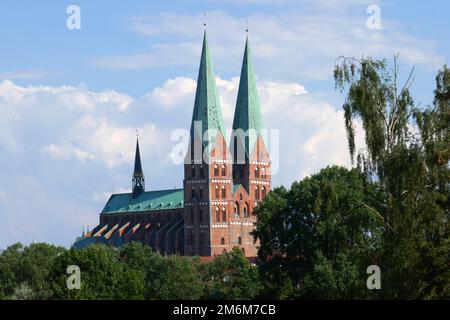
<box><xmin>334</xmin><ymin>56</ymin><xmax>449</xmax><ymax>298</ymax></box>
<box><xmin>202</xmin><ymin>247</ymin><xmax>262</xmax><ymax>299</ymax></box>
<box><xmin>47</xmin><ymin>244</ymin><xmax>145</xmax><ymax>299</ymax></box>
<box><xmin>253</xmin><ymin>166</ymin><xmax>381</xmax><ymax>299</ymax></box>
<box><xmin>119</xmin><ymin>242</ymin><xmax>203</xmax><ymax>300</ymax></box>
<box><xmin>0</xmin><ymin>242</ymin><xmax>65</xmax><ymax>299</ymax></box>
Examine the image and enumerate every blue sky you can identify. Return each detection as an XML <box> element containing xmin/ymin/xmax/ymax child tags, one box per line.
<box><xmin>0</xmin><ymin>0</ymin><xmax>448</xmax><ymax>248</ymax></box>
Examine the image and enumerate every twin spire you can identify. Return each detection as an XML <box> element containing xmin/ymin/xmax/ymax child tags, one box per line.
<box><xmin>131</xmin><ymin>30</ymin><xmax>264</xmax><ymax>197</ymax></box>
<box><xmin>189</xmin><ymin>31</ymin><xmax>265</xmax><ymax>157</ymax></box>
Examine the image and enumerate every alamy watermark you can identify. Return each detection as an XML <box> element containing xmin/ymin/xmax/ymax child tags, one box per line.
<box><xmin>169</xmin><ymin>122</ymin><xmax>280</xmax><ymax>174</ymax></box>
<box><xmin>66</xmin><ymin>265</ymin><xmax>81</xmax><ymax>290</ymax></box>
<box><xmin>66</xmin><ymin>5</ymin><xmax>81</xmax><ymax>30</ymax></box>
<box><xmin>366</xmin><ymin>4</ymin><xmax>381</xmax><ymax>30</ymax></box>
<box><xmin>366</xmin><ymin>265</ymin><xmax>381</xmax><ymax>290</ymax></box>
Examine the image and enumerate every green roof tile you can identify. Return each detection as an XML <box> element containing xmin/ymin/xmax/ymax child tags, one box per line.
<box><xmin>232</xmin><ymin>36</ymin><xmax>265</xmax><ymax>156</ymax></box>
<box><xmin>101</xmin><ymin>189</ymin><xmax>184</xmax><ymax>214</ymax></box>
<box><xmin>190</xmin><ymin>31</ymin><xmax>226</xmax><ymax>153</ymax></box>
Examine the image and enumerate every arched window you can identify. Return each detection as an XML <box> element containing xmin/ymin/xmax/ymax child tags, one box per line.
<box><xmin>199</xmin><ymin>187</ymin><xmax>203</xmax><ymax>199</ymax></box>
<box><xmin>240</xmin><ymin>193</ymin><xmax>243</xmax><ymax>201</ymax></box>
<box><xmin>221</xmin><ymin>165</ymin><xmax>226</xmax><ymax>176</ymax></box>
<box><xmin>199</xmin><ymin>209</ymin><xmax>203</xmax><ymax>222</ymax></box>
<box><xmin>215</xmin><ymin>186</ymin><xmax>220</xmax><ymax>199</ymax></box>
<box><xmin>255</xmin><ymin>166</ymin><xmax>260</xmax><ymax>178</ymax></box>
<box><xmin>216</xmin><ymin>207</ymin><xmax>220</xmax><ymax>222</ymax></box>
<box><xmin>261</xmin><ymin>167</ymin><xmax>266</xmax><ymax>179</ymax></box>
<box><xmin>238</xmin><ymin>236</ymin><xmax>242</xmax><ymax>245</ymax></box>
<box><xmin>234</xmin><ymin>202</ymin><xmax>239</xmax><ymax>217</ymax></box>
<box><xmin>221</xmin><ymin>238</ymin><xmax>225</xmax><ymax>245</ymax></box>
<box><xmin>191</xmin><ymin>166</ymin><xmax>196</xmax><ymax>177</ymax></box>
<box><xmin>234</xmin><ymin>136</ymin><xmax>238</xmax><ymax>163</ymax></box>
<box><xmin>191</xmin><ymin>187</ymin><xmax>195</xmax><ymax>200</ymax></box>
<box><xmin>262</xmin><ymin>187</ymin><xmax>266</xmax><ymax>199</ymax></box>
<box><xmin>214</xmin><ymin>164</ymin><xmax>219</xmax><ymax>176</ymax></box>
<box><xmin>221</xmin><ymin>186</ymin><xmax>226</xmax><ymax>198</ymax></box>
<box><xmin>243</xmin><ymin>202</ymin><xmax>249</xmax><ymax>216</ymax></box>
<box><xmin>200</xmin><ymin>231</ymin><xmax>205</xmax><ymax>243</ymax></box>
<box><xmin>222</xmin><ymin>207</ymin><xmax>226</xmax><ymax>222</ymax></box>
<box><xmin>255</xmin><ymin>186</ymin><xmax>260</xmax><ymax>201</ymax></box>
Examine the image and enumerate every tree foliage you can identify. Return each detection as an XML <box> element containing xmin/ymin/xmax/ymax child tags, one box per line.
<box><xmin>334</xmin><ymin>57</ymin><xmax>449</xmax><ymax>298</ymax></box>
<box><xmin>253</xmin><ymin>166</ymin><xmax>382</xmax><ymax>299</ymax></box>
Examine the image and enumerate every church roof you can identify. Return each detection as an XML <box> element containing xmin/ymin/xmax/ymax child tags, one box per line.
<box><xmin>232</xmin><ymin>35</ymin><xmax>265</xmax><ymax>156</ymax></box>
<box><xmin>102</xmin><ymin>188</ymin><xmax>184</xmax><ymax>214</ymax></box>
<box><xmin>190</xmin><ymin>31</ymin><xmax>226</xmax><ymax>153</ymax></box>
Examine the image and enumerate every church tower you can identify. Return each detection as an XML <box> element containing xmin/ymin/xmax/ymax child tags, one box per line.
<box><xmin>231</xmin><ymin>35</ymin><xmax>271</xmax><ymax>204</ymax></box>
<box><xmin>132</xmin><ymin>135</ymin><xmax>145</xmax><ymax>198</ymax></box>
<box><xmin>184</xmin><ymin>31</ymin><xmax>233</xmax><ymax>256</ymax></box>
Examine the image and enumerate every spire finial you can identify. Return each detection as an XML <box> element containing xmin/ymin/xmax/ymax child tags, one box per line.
<box><xmin>136</xmin><ymin>129</ymin><xmax>139</xmax><ymax>139</ymax></box>
<box><xmin>203</xmin><ymin>12</ymin><xmax>207</xmax><ymax>30</ymax></box>
<box><xmin>246</xmin><ymin>19</ymin><xmax>248</xmax><ymax>33</ymax></box>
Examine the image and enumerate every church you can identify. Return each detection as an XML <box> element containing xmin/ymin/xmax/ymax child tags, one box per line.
<box><xmin>73</xmin><ymin>31</ymin><xmax>271</xmax><ymax>257</ymax></box>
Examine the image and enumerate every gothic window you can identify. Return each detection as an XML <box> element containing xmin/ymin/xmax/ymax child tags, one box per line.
<box><xmin>215</xmin><ymin>185</ymin><xmax>220</xmax><ymax>199</ymax></box>
<box><xmin>221</xmin><ymin>165</ymin><xmax>226</xmax><ymax>176</ymax></box>
<box><xmin>238</xmin><ymin>236</ymin><xmax>242</xmax><ymax>245</ymax></box>
<box><xmin>255</xmin><ymin>166</ymin><xmax>260</xmax><ymax>178</ymax></box>
<box><xmin>255</xmin><ymin>186</ymin><xmax>260</xmax><ymax>201</ymax></box>
<box><xmin>199</xmin><ymin>187</ymin><xmax>203</xmax><ymax>199</ymax></box>
<box><xmin>234</xmin><ymin>202</ymin><xmax>239</xmax><ymax>217</ymax></box>
<box><xmin>191</xmin><ymin>187</ymin><xmax>195</xmax><ymax>200</ymax></box>
<box><xmin>216</xmin><ymin>207</ymin><xmax>220</xmax><ymax>222</ymax></box>
<box><xmin>214</xmin><ymin>164</ymin><xmax>219</xmax><ymax>176</ymax></box>
<box><xmin>222</xmin><ymin>207</ymin><xmax>226</xmax><ymax>221</ymax></box>
<box><xmin>199</xmin><ymin>209</ymin><xmax>203</xmax><ymax>222</ymax></box>
<box><xmin>200</xmin><ymin>231</ymin><xmax>205</xmax><ymax>244</ymax></box>
<box><xmin>221</xmin><ymin>238</ymin><xmax>225</xmax><ymax>245</ymax></box>
<box><xmin>261</xmin><ymin>167</ymin><xmax>266</xmax><ymax>179</ymax></box>
<box><xmin>244</xmin><ymin>202</ymin><xmax>249</xmax><ymax>216</ymax></box>
<box><xmin>262</xmin><ymin>187</ymin><xmax>266</xmax><ymax>199</ymax></box>
<box><xmin>200</xmin><ymin>166</ymin><xmax>204</xmax><ymax>177</ymax></box>
<box><xmin>234</xmin><ymin>136</ymin><xmax>238</xmax><ymax>163</ymax></box>
<box><xmin>191</xmin><ymin>166</ymin><xmax>196</xmax><ymax>178</ymax></box>
<box><xmin>221</xmin><ymin>186</ymin><xmax>226</xmax><ymax>198</ymax></box>
<box><xmin>240</xmin><ymin>193</ymin><xmax>243</xmax><ymax>200</ymax></box>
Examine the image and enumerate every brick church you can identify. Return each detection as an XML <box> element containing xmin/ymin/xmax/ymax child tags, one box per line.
<box><xmin>73</xmin><ymin>31</ymin><xmax>271</xmax><ymax>257</ymax></box>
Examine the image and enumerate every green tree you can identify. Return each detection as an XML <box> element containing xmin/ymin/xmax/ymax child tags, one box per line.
<box><xmin>334</xmin><ymin>57</ymin><xmax>449</xmax><ymax>298</ymax></box>
<box><xmin>0</xmin><ymin>242</ymin><xmax>65</xmax><ymax>299</ymax></box>
<box><xmin>202</xmin><ymin>247</ymin><xmax>262</xmax><ymax>299</ymax></box>
<box><xmin>47</xmin><ymin>244</ymin><xmax>145</xmax><ymax>300</ymax></box>
<box><xmin>253</xmin><ymin>166</ymin><xmax>381</xmax><ymax>299</ymax></box>
<box><xmin>119</xmin><ymin>242</ymin><xmax>203</xmax><ymax>300</ymax></box>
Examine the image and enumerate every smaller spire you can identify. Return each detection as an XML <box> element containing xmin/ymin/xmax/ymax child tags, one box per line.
<box><xmin>132</xmin><ymin>133</ymin><xmax>145</xmax><ymax>197</ymax></box>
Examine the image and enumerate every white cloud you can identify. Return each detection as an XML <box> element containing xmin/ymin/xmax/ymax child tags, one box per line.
<box><xmin>0</xmin><ymin>69</ymin><xmax>54</xmax><ymax>80</ymax></box>
<box><xmin>92</xmin><ymin>9</ymin><xmax>445</xmax><ymax>80</ymax></box>
<box><xmin>0</xmin><ymin>74</ymin><xmax>363</xmax><ymax>248</ymax></box>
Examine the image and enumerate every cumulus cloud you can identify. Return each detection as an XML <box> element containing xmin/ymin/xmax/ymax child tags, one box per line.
<box><xmin>0</xmin><ymin>74</ymin><xmax>363</xmax><ymax>248</ymax></box>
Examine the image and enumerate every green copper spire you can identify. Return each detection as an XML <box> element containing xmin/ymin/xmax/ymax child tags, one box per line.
<box><xmin>190</xmin><ymin>31</ymin><xmax>226</xmax><ymax>153</ymax></box>
<box><xmin>232</xmin><ymin>35</ymin><xmax>265</xmax><ymax>157</ymax></box>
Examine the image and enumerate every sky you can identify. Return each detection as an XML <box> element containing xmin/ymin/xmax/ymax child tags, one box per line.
<box><xmin>0</xmin><ymin>0</ymin><xmax>448</xmax><ymax>249</ymax></box>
